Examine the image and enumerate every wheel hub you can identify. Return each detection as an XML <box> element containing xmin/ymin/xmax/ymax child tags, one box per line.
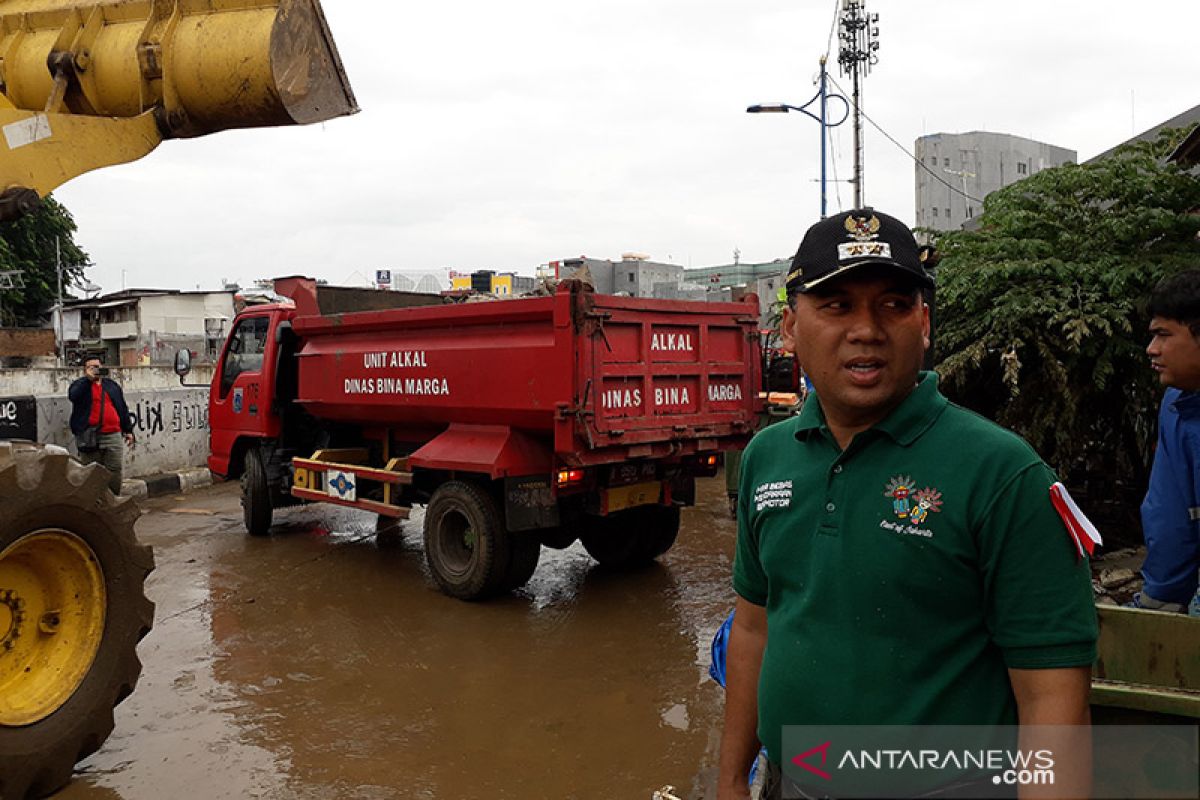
<box><xmin>0</xmin><ymin>530</ymin><xmax>107</xmax><ymax>727</ymax></box>
<box><xmin>0</xmin><ymin>588</ymin><xmax>25</xmax><ymax>651</ymax></box>
<box><xmin>435</xmin><ymin>510</ymin><xmax>477</xmax><ymax>575</ymax></box>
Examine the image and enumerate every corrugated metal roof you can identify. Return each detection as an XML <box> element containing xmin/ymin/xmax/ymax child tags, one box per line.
<box><xmin>1167</xmin><ymin>124</ymin><xmax>1200</xmax><ymax>168</ymax></box>
<box><xmin>1086</xmin><ymin>104</ymin><xmax>1200</xmax><ymax>164</ymax></box>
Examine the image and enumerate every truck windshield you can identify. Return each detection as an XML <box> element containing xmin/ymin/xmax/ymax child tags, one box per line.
<box><xmin>219</xmin><ymin>315</ymin><xmax>270</xmax><ymax>398</ymax></box>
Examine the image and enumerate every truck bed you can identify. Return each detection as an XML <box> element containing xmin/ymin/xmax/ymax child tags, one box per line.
<box><xmin>290</xmin><ymin>284</ymin><xmax>761</xmax><ymax>462</ymax></box>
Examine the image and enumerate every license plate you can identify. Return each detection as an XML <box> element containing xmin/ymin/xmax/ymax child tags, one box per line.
<box><xmin>604</xmin><ymin>480</ymin><xmax>662</xmax><ymax>513</ymax></box>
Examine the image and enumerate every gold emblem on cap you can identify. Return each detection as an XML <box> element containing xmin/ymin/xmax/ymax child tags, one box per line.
<box><xmin>844</xmin><ymin>213</ymin><xmax>881</xmax><ymax>242</ymax></box>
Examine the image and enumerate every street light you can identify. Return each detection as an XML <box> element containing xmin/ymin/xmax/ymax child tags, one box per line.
<box><xmin>747</xmin><ymin>57</ymin><xmax>850</xmax><ymax>218</ymax></box>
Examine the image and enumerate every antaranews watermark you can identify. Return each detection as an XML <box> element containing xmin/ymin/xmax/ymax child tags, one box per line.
<box><xmin>780</xmin><ymin>724</ymin><xmax>1198</xmax><ymax>798</ymax></box>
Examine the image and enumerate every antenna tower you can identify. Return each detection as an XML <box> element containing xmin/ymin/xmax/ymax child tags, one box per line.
<box><xmin>838</xmin><ymin>0</ymin><xmax>879</xmax><ymax>208</ymax></box>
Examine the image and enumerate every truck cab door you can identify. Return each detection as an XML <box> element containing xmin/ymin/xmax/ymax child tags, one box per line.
<box><xmin>209</xmin><ymin>313</ymin><xmax>278</xmax><ymax>475</ymax></box>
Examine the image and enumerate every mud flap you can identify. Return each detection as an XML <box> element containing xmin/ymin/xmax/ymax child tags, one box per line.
<box><xmin>504</xmin><ymin>475</ymin><xmax>559</xmax><ymax>531</ymax></box>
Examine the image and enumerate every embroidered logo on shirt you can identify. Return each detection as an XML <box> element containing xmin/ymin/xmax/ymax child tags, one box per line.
<box><xmin>881</xmin><ymin>476</ymin><xmax>942</xmax><ymax>538</ymax></box>
<box><xmin>883</xmin><ymin>475</ymin><xmax>916</xmax><ymax>518</ymax></box>
<box><xmin>909</xmin><ymin>488</ymin><xmax>943</xmax><ymax>524</ymax></box>
<box><xmin>754</xmin><ymin>480</ymin><xmax>793</xmax><ymax>512</ymax></box>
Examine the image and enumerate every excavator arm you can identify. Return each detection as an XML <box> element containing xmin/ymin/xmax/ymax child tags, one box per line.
<box><xmin>0</xmin><ymin>0</ymin><xmax>357</xmax><ymax>220</ymax></box>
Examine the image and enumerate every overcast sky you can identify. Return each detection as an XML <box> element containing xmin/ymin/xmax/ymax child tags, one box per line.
<box><xmin>52</xmin><ymin>0</ymin><xmax>1200</xmax><ymax>295</ymax></box>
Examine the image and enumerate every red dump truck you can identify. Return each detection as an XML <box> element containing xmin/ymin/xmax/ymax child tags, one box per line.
<box><xmin>181</xmin><ymin>277</ymin><xmax>761</xmax><ymax>599</ymax></box>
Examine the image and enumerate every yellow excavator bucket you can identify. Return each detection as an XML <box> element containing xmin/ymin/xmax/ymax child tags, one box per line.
<box><xmin>0</xmin><ymin>0</ymin><xmax>357</xmax><ymax>219</ymax></box>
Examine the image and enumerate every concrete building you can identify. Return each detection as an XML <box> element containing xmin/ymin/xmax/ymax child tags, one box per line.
<box><xmin>683</xmin><ymin>258</ymin><xmax>790</xmax><ymax>327</ymax></box>
<box><xmin>547</xmin><ymin>255</ymin><xmax>684</xmax><ymax>298</ymax></box>
<box><xmin>56</xmin><ymin>288</ymin><xmax>235</xmax><ymax>367</ymax></box>
<box><xmin>915</xmin><ymin>132</ymin><xmax>1076</xmax><ymax>231</ymax></box>
<box><xmin>684</xmin><ymin>258</ymin><xmax>789</xmax><ymax>296</ymax></box>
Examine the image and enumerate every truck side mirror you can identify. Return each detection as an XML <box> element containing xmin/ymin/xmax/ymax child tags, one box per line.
<box><xmin>174</xmin><ymin>348</ymin><xmax>192</xmax><ymax>377</ymax></box>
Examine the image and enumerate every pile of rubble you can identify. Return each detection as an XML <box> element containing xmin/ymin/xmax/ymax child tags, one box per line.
<box><xmin>1090</xmin><ymin>547</ymin><xmax>1144</xmax><ymax>606</ymax></box>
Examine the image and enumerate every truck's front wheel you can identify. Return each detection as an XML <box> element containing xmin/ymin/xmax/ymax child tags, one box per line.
<box><xmin>423</xmin><ymin>481</ymin><xmax>515</xmax><ymax>600</ymax></box>
<box><xmin>0</xmin><ymin>444</ymin><xmax>154</xmax><ymax>799</ymax></box>
<box><xmin>241</xmin><ymin>448</ymin><xmax>273</xmax><ymax>537</ymax></box>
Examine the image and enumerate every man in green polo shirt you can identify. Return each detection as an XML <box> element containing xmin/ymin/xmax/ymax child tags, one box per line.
<box><xmin>716</xmin><ymin>209</ymin><xmax>1097</xmax><ymax>800</ymax></box>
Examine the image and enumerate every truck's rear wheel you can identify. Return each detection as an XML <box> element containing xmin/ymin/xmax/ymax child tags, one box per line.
<box><xmin>241</xmin><ymin>448</ymin><xmax>273</xmax><ymax>537</ymax></box>
<box><xmin>632</xmin><ymin>505</ymin><xmax>681</xmax><ymax>560</ymax></box>
<box><xmin>423</xmin><ymin>481</ymin><xmax>514</xmax><ymax>600</ymax></box>
<box><xmin>499</xmin><ymin>533</ymin><xmax>541</xmax><ymax>592</ymax></box>
<box><xmin>0</xmin><ymin>443</ymin><xmax>154</xmax><ymax>799</ymax></box>
<box><xmin>581</xmin><ymin>504</ymin><xmax>681</xmax><ymax>567</ymax></box>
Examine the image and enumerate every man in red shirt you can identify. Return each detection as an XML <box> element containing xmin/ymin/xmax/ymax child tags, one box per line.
<box><xmin>68</xmin><ymin>357</ymin><xmax>135</xmax><ymax>494</ymax></box>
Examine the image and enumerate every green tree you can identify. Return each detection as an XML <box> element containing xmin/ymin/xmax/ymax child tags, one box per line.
<box><xmin>0</xmin><ymin>196</ymin><xmax>90</xmax><ymax>327</ymax></box>
<box><xmin>932</xmin><ymin>130</ymin><xmax>1200</xmax><ymax>533</ymax></box>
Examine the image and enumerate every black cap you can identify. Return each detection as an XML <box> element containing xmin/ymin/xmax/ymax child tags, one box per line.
<box><xmin>785</xmin><ymin>208</ymin><xmax>935</xmax><ymax>293</ymax></box>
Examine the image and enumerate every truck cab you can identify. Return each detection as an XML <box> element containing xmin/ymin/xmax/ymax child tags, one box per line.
<box><xmin>208</xmin><ymin>305</ymin><xmax>294</xmax><ymax>479</ymax></box>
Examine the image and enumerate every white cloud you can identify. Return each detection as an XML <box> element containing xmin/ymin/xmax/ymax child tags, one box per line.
<box><xmin>50</xmin><ymin>0</ymin><xmax>1199</xmax><ymax>294</ymax></box>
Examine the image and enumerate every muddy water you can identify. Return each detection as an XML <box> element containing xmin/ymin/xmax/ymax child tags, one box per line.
<box><xmin>58</xmin><ymin>476</ymin><xmax>740</xmax><ymax>799</ymax></box>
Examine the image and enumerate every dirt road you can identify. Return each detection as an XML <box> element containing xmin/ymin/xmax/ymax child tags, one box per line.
<box><xmin>56</xmin><ymin>476</ymin><xmax>740</xmax><ymax>799</ymax></box>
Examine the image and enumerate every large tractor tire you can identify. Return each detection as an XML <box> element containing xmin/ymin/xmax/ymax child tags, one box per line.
<box><xmin>0</xmin><ymin>443</ymin><xmax>154</xmax><ymax>799</ymax></box>
<box><xmin>580</xmin><ymin>504</ymin><xmax>681</xmax><ymax>568</ymax></box>
<box><xmin>423</xmin><ymin>481</ymin><xmax>525</xmax><ymax>600</ymax></box>
<box><xmin>241</xmin><ymin>447</ymin><xmax>273</xmax><ymax>537</ymax></box>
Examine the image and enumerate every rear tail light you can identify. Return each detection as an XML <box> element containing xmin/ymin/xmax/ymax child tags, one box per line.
<box><xmin>702</xmin><ymin>455</ymin><xmax>719</xmax><ymax>468</ymax></box>
<box><xmin>556</xmin><ymin>468</ymin><xmax>586</xmax><ymax>487</ymax></box>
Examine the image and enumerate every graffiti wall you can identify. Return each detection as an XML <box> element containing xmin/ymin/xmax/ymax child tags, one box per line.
<box><xmin>2</xmin><ymin>366</ymin><xmax>217</xmax><ymax>477</ymax></box>
<box><xmin>0</xmin><ymin>396</ymin><xmax>37</xmax><ymax>440</ymax></box>
<box><xmin>35</xmin><ymin>389</ymin><xmax>212</xmax><ymax>477</ymax></box>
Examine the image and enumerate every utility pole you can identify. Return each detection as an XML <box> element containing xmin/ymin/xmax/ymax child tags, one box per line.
<box><xmin>56</xmin><ymin>236</ymin><xmax>65</xmax><ymax>365</ymax></box>
<box><xmin>943</xmin><ymin>166</ymin><xmax>977</xmax><ymax>223</ymax></box>
<box><xmin>817</xmin><ymin>56</ymin><xmax>831</xmax><ymax>217</ymax></box>
<box><xmin>838</xmin><ymin>0</ymin><xmax>879</xmax><ymax>209</ymax></box>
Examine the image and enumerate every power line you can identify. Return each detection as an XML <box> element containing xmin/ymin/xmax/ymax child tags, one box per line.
<box><xmin>826</xmin><ymin>73</ymin><xmax>985</xmax><ymax>205</ymax></box>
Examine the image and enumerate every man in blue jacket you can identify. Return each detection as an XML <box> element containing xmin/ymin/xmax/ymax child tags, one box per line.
<box><xmin>1133</xmin><ymin>270</ymin><xmax>1200</xmax><ymax>615</ymax></box>
<box><xmin>68</xmin><ymin>357</ymin><xmax>135</xmax><ymax>494</ymax></box>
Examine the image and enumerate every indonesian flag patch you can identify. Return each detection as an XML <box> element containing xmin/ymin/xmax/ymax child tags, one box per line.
<box><xmin>1049</xmin><ymin>482</ymin><xmax>1103</xmax><ymax>561</ymax></box>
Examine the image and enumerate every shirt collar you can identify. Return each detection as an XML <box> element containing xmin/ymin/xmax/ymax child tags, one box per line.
<box><xmin>794</xmin><ymin>371</ymin><xmax>948</xmax><ymax>446</ymax></box>
<box><xmin>1169</xmin><ymin>388</ymin><xmax>1200</xmax><ymax>418</ymax></box>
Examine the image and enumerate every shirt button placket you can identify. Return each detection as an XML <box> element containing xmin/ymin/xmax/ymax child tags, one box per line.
<box><xmin>818</xmin><ymin>457</ymin><xmax>845</xmax><ymax>535</ymax></box>
<box><xmin>828</xmin><ymin>462</ymin><xmax>845</xmax><ymax>511</ymax></box>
